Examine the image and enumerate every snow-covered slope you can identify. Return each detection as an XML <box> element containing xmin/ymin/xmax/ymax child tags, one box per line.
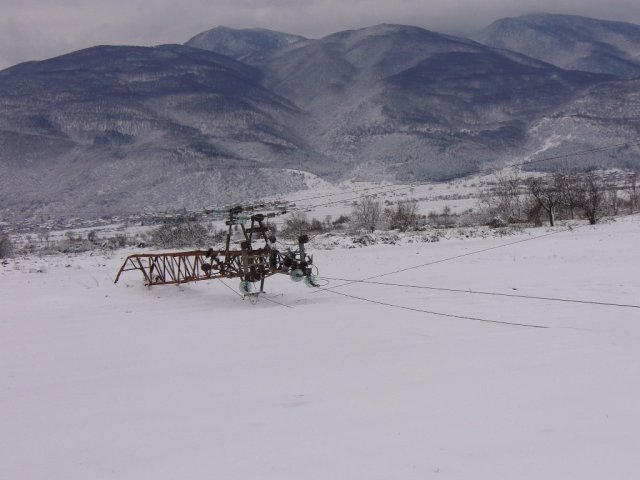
<box><xmin>256</xmin><ymin>24</ymin><xmax>622</xmax><ymax>180</ymax></box>
<box><xmin>2</xmin><ymin>215</ymin><xmax>639</xmax><ymax>479</ymax></box>
<box><xmin>185</xmin><ymin>26</ymin><xmax>307</xmax><ymax>62</ymax></box>
<box><xmin>474</xmin><ymin>13</ymin><xmax>640</xmax><ymax>77</ymax></box>
<box><xmin>0</xmin><ymin>44</ymin><xmax>340</xmax><ymax>221</ymax></box>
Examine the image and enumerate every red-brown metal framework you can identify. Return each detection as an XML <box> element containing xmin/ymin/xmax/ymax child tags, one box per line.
<box><xmin>115</xmin><ymin>250</ymin><xmax>221</xmax><ymax>286</ymax></box>
<box><xmin>114</xmin><ymin>205</ymin><xmax>316</xmax><ymax>294</ymax></box>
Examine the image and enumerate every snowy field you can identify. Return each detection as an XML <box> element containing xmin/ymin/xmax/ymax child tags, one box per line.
<box><xmin>271</xmin><ymin>175</ymin><xmax>482</xmax><ymax>221</ymax></box>
<box><xmin>2</xmin><ymin>215</ymin><xmax>640</xmax><ymax>479</ymax></box>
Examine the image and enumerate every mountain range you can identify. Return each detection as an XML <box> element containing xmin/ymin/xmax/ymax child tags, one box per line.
<box><xmin>1</xmin><ymin>14</ymin><xmax>640</xmax><ymax>221</ymax></box>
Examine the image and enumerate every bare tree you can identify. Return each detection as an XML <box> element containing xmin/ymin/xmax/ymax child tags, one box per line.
<box><xmin>309</xmin><ymin>218</ymin><xmax>324</xmax><ymax>232</ymax></box>
<box><xmin>386</xmin><ymin>200</ymin><xmax>419</xmax><ymax>231</ymax></box>
<box><xmin>580</xmin><ymin>172</ymin><xmax>605</xmax><ymax>225</ymax></box>
<box><xmin>281</xmin><ymin>212</ymin><xmax>310</xmax><ymax>239</ymax></box>
<box><xmin>38</xmin><ymin>229</ymin><xmax>51</xmax><ymax>247</ymax></box>
<box><xmin>627</xmin><ymin>173</ymin><xmax>639</xmax><ymax>214</ymax></box>
<box><xmin>441</xmin><ymin>205</ymin><xmax>454</xmax><ymax>228</ymax></box>
<box><xmin>350</xmin><ymin>196</ymin><xmax>382</xmax><ymax>233</ymax></box>
<box><xmin>483</xmin><ymin>171</ymin><xmax>523</xmax><ymax>223</ymax></box>
<box><xmin>524</xmin><ymin>197</ymin><xmax>544</xmax><ymax>226</ymax></box>
<box><xmin>606</xmin><ymin>187</ymin><xmax>621</xmax><ymax>216</ymax></box>
<box><xmin>526</xmin><ymin>177</ymin><xmax>561</xmax><ymax>226</ymax></box>
<box><xmin>554</xmin><ymin>171</ymin><xmax>582</xmax><ymax>220</ymax></box>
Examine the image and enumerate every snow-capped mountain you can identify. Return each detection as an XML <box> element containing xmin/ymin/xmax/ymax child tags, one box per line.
<box><xmin>185</xmin><ymin>26</ymin><xmax>307</xmax><ymax>62</ymax></box>
<box><xmin>248</xmin><ymin>24</ymin><xmax>617</xmax><ymax>180</ymax></box>
<box><xmin>473</xmin><ymin>14</ymin><xmax>640</xmax><ymax>77</ymax></box>
<box><xmin>1</xmin><ymin>16</ymin><xmax>640</xmax><ymax>221</ymax></box>
<box><xmin>0</xmin><ymin>44</ymin><xmax>339</xmax><ymax>220</ymax></box>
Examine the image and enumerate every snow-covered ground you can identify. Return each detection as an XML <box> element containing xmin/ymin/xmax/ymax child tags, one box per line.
<box><xmin>274</xmin><ymin>176</ymin><xmax>482</xmax><ymax>221</ymax></box>
<box><xmin>2</xmin><ymin>215</ymin><xmax>639</xmax><ymax>479</ymax></box>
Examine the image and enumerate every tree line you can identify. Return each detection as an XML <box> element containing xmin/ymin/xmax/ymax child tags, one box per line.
<box><xmin>481</xmin><ymin>170</ymin><xmax>638</xmax><ymax>227</ymax></box>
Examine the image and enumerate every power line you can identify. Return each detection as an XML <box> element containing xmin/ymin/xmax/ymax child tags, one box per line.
<box><xmin>272</xmin><ymin>140</ymin><xmax>639</xmax><ymax>223</ymax></box>
<box><xmin>261</xmin><ymin>294</ymin><xmax>294</xmax><ymax>309</ymax></box>
<box><xmin>282</xmin><ymin>182</ymin><xmax>405</xmax><ymax>204</ymax></box>
<box><xmin>292</xmin><ymin>141</ymin><xmax>640</xmax><ymax>213</ymax></box>
<box><xmin>261</xmin><ymin>182</ymin><xmax>418</xmax><ymax>231</ymax></box>
<box><xmin>31</xmin><ymin>180</ymin><xmax>416</xmax><ymax>224</ymax></box>
<box><xmin>217</xmin><ymin>278</ymin><xmax>243</xmax><ymax>299</ymax></box>
<box><xmin>511</xmin><ymin>141</ymin><xmax>640</xmax><ymax>169</ymax></box>
<box><xmin>317</xmin><ymin>287</ymin><xmax>548</xmax><ymax>329</ymax></box>
<box><xmin>317</xmin><ymin>276</ymin><xmax>640</xmax><ymax>310</ymax></box>
<box><xmin>296</xmin><ymin>184</ymin><xmax>416</xmax><ymax>210</ymax></box>
<box><xmin>318</xmin><ymin>226</ymin><xmax>576</xmax><ymax>292</ymax></box>
<box><xmin>217</xmin><ymin>278</ymin><xmax>293</xmax><ymax>308</ymax></box>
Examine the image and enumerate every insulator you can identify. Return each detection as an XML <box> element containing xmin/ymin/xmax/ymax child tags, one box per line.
<box><xmin>304</xmin><ymin>275</ymin><xmax>320</xmax><ymax>288</ymax></box>
<box><xmin>290</xmin><ymin>269</ymin><xmax>305</xmax><ymax>282</ymax></box>
<box><xmin>239</xmin><ymin>280</ymin><xmax>254</xmax><ymax>294</ymax></box>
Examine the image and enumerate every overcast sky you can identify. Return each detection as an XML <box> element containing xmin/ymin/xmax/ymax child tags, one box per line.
<box><xmin>2</xmin><ymin>0</ymin><xmax>640</xmax><ymax>69</ymax></box>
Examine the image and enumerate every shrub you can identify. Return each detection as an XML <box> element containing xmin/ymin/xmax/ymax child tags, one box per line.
<box><xmin>332</xmin><ymin>215</ymin><xmax>350</xmax><ymax>227</ymax></box>
<box><xmin>0</xmin><ymin>234</ymin><xmax>14</xmax><ymax>259</ymax></box>
<box><xmin>280</xmin><ymin>212</ymin><xmax>311</xmax><ymax>239</ymax></box>
<box><xmin>386</xmin><ymin>200</ymin><xmax>419</xmax><ymax>231</ymax></box>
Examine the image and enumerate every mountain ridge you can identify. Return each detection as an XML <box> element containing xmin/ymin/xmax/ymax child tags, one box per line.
<box><xmin>185</xmin><ymin>26</ymin><xmax>308</xmax><ymax>63</ymax></box>
<box><xmin>473</xmin><ymin>13</ymin><xmax>640</xmax><ymax>77</ymax></box>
